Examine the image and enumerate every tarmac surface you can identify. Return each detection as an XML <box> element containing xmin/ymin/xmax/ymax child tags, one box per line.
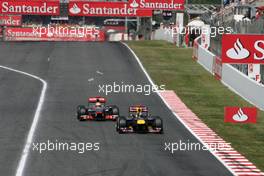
<box><xmin>0</xmin><ymin>42</ymin><xmax>233</xmax><ymax>176</ymax></box>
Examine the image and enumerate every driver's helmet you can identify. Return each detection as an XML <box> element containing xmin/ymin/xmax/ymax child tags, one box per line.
<box><xmin>95</xmin><ymin>102</ymin><xmax>101</xmax><ymax>107</ymax></box>
<box><xmin>136</xmin><ymin>107</ymin><xmax>143</xmax><ymax>117</ymax></box>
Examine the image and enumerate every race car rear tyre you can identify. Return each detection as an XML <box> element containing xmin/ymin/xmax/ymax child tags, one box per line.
<box><xmin>154</xmin><ymin>117</ymin><xmax>163</xmax><ymax>134</ymax></box>
<box><xmin>77</xmin><ymin>116</ymin><xmax>85</xmax><ymax>121</ymax></box>
<box><xmin>116</xmin><ymin>124</ymin><xmax>119</xmax><ymax>132</ymax></box>
<box><xmin>77</xmin><ymin>105</ymin><xmax>86</xmax><ymax>121</ymax></box>
<box><xmin>118</xmin><ymin>117</ymin><xmax>127</xmax><ymax>134</ymax></box>
<box><xmin>111</xmin><ymin>106</ymin><xmax>119</xmax><ymax>115</ymax></box>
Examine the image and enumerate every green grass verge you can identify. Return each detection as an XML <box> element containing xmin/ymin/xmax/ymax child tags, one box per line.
<box><xmin>127</xmin><ymin>40</ymin><xmax>264</xmax><ymax>170</ymax></box>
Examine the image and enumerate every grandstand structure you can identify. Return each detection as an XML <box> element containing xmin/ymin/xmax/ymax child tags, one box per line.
<box><xmin>185</xmin><ymin>4</ymin><xmax>221</xmax><ymax>17</ymax></box>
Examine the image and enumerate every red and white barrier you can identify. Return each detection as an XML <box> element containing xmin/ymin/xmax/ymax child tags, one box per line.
<box><xmin>3</xmin><ymin>26</ymin><xmax>105</xmax><ymax>41</ymax></box>
<box><xmin>213</xmin><ymin>56</ymin><xmax>222</xmax><ymax>80</ymax></box>
<box><xmin>108</xmin><ymin>33</ymin><xmax>130</xmax><ymax>41</ymax></box>
<box><xmin>192</xmin><ymin>37</ymin><xmax>199</xmax><ymax>60</ymax></box>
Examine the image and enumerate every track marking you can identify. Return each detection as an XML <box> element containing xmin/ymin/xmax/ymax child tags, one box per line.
<box><xmin>0</xmin><ymin>65</ymin><xmax>47</xmax><ymax>176</ymax></box>
<box><xmin>96</xmin><ymin>70</ymin><xmax>104</xmax><ymax>75</ymax></box>
<box><xmin>161</xmin><ymin>90</ymin><xmax>264</xmax><ymax>176</ymax></box>
<box><xmin>121</xmin><ymin>42</ymin><xmax>237</xmax><ymax>176</ymax></box>
<box><xmin>88</xmin><ymin>78</ymin><xmax>94</xmax><ymax>82</ymax></box>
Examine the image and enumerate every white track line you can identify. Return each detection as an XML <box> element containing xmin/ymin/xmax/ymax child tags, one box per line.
<box><xmin>96</xmin><ymin>70</ymin><xmax>104</xmax><ymax>75</ymax></box>
<box><xmin>0</xmin><ymin>65</ymin><xmax>47</xmax><ymax>176</ymax></box>
<box><xmin>88</xmin><ymin>78</ymin><xmax>95</xmax><ymax>82</ymax></box>
<box><xmin>121</xmin><ymin>42</ymin><xmax>237</xmax><ymax>176</ymax></box>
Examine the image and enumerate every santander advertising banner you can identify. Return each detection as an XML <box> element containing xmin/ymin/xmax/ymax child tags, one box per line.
<box><xmin>222</xmin><ymin>34</ymin><xmax>264</xmax><ymax>64</ymax></box>
<box><xmin>129</xmin><ymin>0</ymin><xmax>184</xmax><ymax>10</ymax></box>
<box><xmin>4</xmin><ymin>27</ymin><xmax>105</xmax><ymax>42</ymax></box>
<box><xmin>68</xmin><ymin>1</ymin><xmax>152</xmax><ymax>17</ymax></box>
<box><xmin>0</xmin><ymin>15</ymin><xmax>21</xmax><ymax>26</ymax></box>
<box><xmin>224</xmin><ymin>107</ymin><xmax>257</xmax><ymax>123</ymax></box>
<box><xmin>0</xmin><ymin>0</ymin><xmax>60</xmax><ymax>15</ymax></box>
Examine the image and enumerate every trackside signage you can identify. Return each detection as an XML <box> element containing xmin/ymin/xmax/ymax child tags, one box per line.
<box><xmin>0</xmin><ymin>15</ymin><xmax>21</xmax><ymax>26</ymax></box>
<box><xmin>213</xmin><ymin>56</ymin><xmax>222</xmax><ymax>80</ymax></box>
<box><xmin>222</xmin><ymin>34</ymin><xmax>264</xmax><ymax>64</ymax></box>
<box><xmin>224</xmin><ymin>107</ymin><xmax>257</xmax><ymax>123</ymax></box>
<box><xmin>129</xmin><ymin>0</ymin><xmax>184</xmax><ymax>10</ymax></box>
<box><xmin>4</xmin><ymin>27</ymin><xmax>105</xmax><ymax>41</ymax></box>
<box><xmin>0</xmin><ymin>28</ymin><xmax>2</xmax><ymax>37</ymax></box>
<box><xmin>0</xmin><ymin>0</ymin><xmax>60</xmax><ymax>15</ymax></box>
<box><xmin>68</xmin><ymin>1</ymin><xmax>152</xmax><ymax>17</ymax></box>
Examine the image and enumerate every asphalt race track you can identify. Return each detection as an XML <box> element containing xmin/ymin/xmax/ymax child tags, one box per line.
<box><xmin>0</xmin><ymin>42</ymin><xmax>233</xmax><ymax>176</ymax></box>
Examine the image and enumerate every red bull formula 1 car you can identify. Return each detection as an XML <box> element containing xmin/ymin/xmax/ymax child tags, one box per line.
<box><xmin>77</xmin><ymin>97</ymin><xmax>119</xmax><ymax>121</ymax></box>
<box><xmin>116</xmin><ymin>105</ymin><xmax>163</xmax><ymax>134</ymax></box>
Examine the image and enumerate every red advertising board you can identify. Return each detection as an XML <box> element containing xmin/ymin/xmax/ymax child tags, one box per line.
<box><xmin>213</xmin><ymin>56</ymin><xmax>222</xmax><ymax>80</ymax></box>
<box><xmin>103</xmin><ymin>26</ymin><xmax>126</xmax><ymax>32</ymax></box>
<box><xmin>0</xmin><ymin>0</ymin><xmax>60</xmax><ymax>15</ymax></box>
<box><xmin>0</xmin><ymin>15</ymin><xmax>21</xmax><ymax>26</ymax></box>
<box><xmin>68</xmin><ymin>1</ymin><xmax>152</xmax><ymax>17</ymax></box>
<box><xmin>128</xmin><ymin>0</ymin><xmax>184</xmax><ymax>10</ymax></box>
<box><xmin>222</xmin><ymin>34</ymin><xmax>264</xmax><ymax>64</ymax></box>
<box><xmin>192</xmin><ymin>39</ymin><xmax>199</xmax><ymax>60</ymax></box>
<box><xmin>224</xmin><ymin>107</ymin><xmax>257</xmax><ymax>123</ymax></box>
<box><xmin>0</xmin><ymin>27</ymin><xmax>3</xmax><ymax>37</ymax></box>
<box><xmin>4</xmin><ymin>26</ymin><xmax>105</xmax><ymax>41</ymax></box>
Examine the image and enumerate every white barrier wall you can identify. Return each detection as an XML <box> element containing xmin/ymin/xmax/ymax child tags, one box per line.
<box><xmin>222</xmin><ymin>64</ymin><xmax>264</xmax><ymax>110</ymax></box>
<box><xmin>195</xmin><ymin>42</ymin><xmax>264</xmax><ymax>111</ymax></box>
<box><xmin>109</xmin><ymin>33</ymin><xmax>123</xmax><ymax>41</ymax></box>
<box><xmin>108</xmin><ymin>33</ymin><xmax>129</xmax><ymax>41</ymax></box>
<box><xmin>153</xmin><ymin>28</ymin><xmax>174</xmax><ymax>43</ymax></box>
<box><xmin>197</xmin><ymin>45</ymin><xmax>215</xmax><ymax>74</ymax></box>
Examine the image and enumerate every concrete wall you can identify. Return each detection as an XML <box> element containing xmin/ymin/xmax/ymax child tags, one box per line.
<box><xmin>152</xmin><ymin>28</ymin><xmax>174</xmax><ymax>43</ymax></box>
<box><xmin>197</xmin><ymin>44</ymin><xmax>215</xmax><ymax>74</ymax></box>
<box><xmin>222</xmin><ymin>64</ymin><xmax>264</xmax><ymax>110</ymax></box>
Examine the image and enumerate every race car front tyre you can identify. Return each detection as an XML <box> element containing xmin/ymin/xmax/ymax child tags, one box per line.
<box><xmin>154</xmin><ymin>117</ymin><xmax>163</xmax><ymax>134</ymax></box>
<box><xmin>117</xmin><ymin>117</ymin><xmax>127</xmax><ymax>134</ymax></box>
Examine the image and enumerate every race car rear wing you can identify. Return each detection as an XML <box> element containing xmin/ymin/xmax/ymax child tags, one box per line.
<box><xmin>88</xmin><ymin>97</ymin><xmax>106</xmax><ymax>103</ymax></box>
<box><xmin>129</xmin><ymin>106</ymin><xmax>148</xmax><ymax>112</ymax></box>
